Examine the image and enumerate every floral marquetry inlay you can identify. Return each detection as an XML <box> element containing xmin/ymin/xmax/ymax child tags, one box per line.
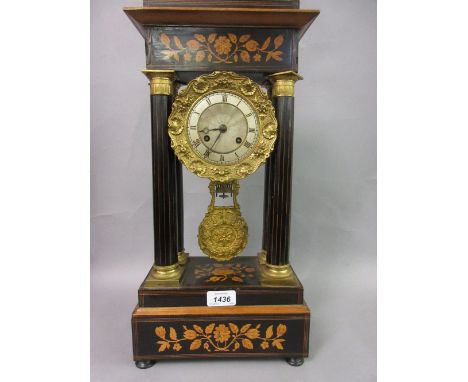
<box><xmin>194</xmin><ymin>263</ymin><xmax>256</xmax><ymax>283</ymax></box>
<box><xmin>159</xmin><ymin>32</ymin><xmax>285</xmax><ymax>64</ymax></box>
<box><xmin>155</xmin><ymin>323</ymin><xmax>287</xmax><ymax>352</ymax></box>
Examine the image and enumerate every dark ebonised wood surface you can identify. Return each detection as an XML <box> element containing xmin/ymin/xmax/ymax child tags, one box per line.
<box><xmin>265</xmin><ymin>96</ymin><xmax>295</xmax><ymax>266</ymax></box>
<box><xmin>150</xmin><ymin>95</ymin><xmax>178</xmax><ymax>267</ymax></box>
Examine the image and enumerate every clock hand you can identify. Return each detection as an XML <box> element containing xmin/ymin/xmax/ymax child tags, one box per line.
<box><xmin>211</xmin><ymin>130</ymin><xmax>223</xmax><ymax>150</ymax></box>
<box><xmin>198</xmin><ymin>127</ymin><xmax>222</xmax><ymax>134</ymax></box>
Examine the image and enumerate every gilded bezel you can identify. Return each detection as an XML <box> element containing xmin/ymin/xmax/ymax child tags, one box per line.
<box><xmin>168</xmin><ymin>71</ymin><xmax>278</xmax><ymax>182</ymax></box>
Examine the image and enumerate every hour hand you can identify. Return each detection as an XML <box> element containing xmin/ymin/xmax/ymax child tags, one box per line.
<box><xmin>198</xmin><ymin>127</ymin><xmax>220</xmax><ymax>134</ymax></box>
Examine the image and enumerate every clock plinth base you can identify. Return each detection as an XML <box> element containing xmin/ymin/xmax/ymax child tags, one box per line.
<box><xmin>132</xmin><ymin>256</ymin><xmax>310</xmax><ymax>363</ymax></box>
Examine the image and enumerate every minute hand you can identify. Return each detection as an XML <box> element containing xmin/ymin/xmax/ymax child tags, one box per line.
<box><xmin>211</xmin><ymin>131</ymin><xmax>223</xmax><ymax>150</ymax></box>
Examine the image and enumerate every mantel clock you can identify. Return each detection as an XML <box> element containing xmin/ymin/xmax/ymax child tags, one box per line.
<box><xmin>124</xmin><ymin>0</ymin><xmax>320</xmax><ymax>368</ymax></box>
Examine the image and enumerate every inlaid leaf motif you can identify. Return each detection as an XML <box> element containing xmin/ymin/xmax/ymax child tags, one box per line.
<box><xmin>239</xmin><ymin>34</ymin><xmax>251</xmax><ymax>43</ymax></box>
<box><xmin>155</xmin><ymin>326</ymin><xmax>166</xmax><ymax>339</ymax></box>
<box><xmin>161</xmin><ymin>50</ymin><xmax>173</xmax><ymax>59</ymax></box>
<box><xmin>233</xmin><ymin>341</ymin><xmax>240</xmax><ymax>351</ymax></box>
<box><xmin>160</xmin><ymin>33</ymin><xmax>171</xmax><ymax>48</ymax></box>
<box><xmin>174</xmin><ymin>36</ymin><xmax>183</xmax><ymax>49</ymax></box>
<box><xmin>274</xmin><ymin>35</ymin><xmax>284</xmax><ymax>49</ymax></box>
<box><xmin>277</xmin><ymin>324</ymin><xmax>287</xmax><ymax>337</ymax></box>
<box><xmin>231</xmin><ymin>276</ymin><xmax>243</xmax><ymax>282</ymax></box>
<box><xmin>272</xmin><ymin>338</ymin><xmax>285</xmax><ymax>350</ymax></box>
<box><xmin>265</xmin><ymin>325</ymin><xmax>274</xmax><ymax>339</ymax></box>
<box><xmin>190</xmin><ymin>339</ymin><xmax>202</xmax><ymax>350</ymax></box>
<box><xmin>172</xmin><ymin>52</ymin><xmax>180</xmax><ymax>62</ymax></box>
<box><xmin>194</xmin><ymin>34</ymin><xmax>206</xmax><ymax>42</ymax></box>
<box><xmin>240</xmin><ymin>51</ymin><xmax>250</xmax><ymax>63</ymax></box>
<box><xmin>228</xmin><ymin>33</ymin><xmax>237</xmax><ymax>43</ymax></box>
<box><xmin>205</xmin><ymin>323</ymin><xmax>215</xmax><ymax>334</ymax></box>
<box><xmin>229</xmin><ymin>323</ymin><xmax>239</xmax><ymax>334</ymax></box>
<box><xmin>260</xmin><ymin>37</ymin><xmax>271</xmax><ymax>50</ymax></box>
<box><xmin>193</xmin><ymin>324</ymin><xmax>204</xmax><ymax>334</ymax></box>
<box><xmin>208</xmin><ymin>33</ymin><xmax>217</xmax><ymax>43</ymax></box>
<box><xmin>169</xmin><ymin>327</ymin><xmax>178</xmax><ymax>341</ymax></box>
<box><xmin>157</xmin><ymin>340</ymin><xmax>169</xmax><ymax>352</ymax></box>
<box><xmin>242</xmin><ymin>338</ymin><xmax>253</xmax><ymax>349</ymax></box>
<box><xmin>270</xmin><ymin>51</ymin><xmax>283</xmax><ymax>62</ymax></box>
<box><xmin>240</xmin><ymin>323</ymin><xmax>251</xmax><ymax>333</ymax></box>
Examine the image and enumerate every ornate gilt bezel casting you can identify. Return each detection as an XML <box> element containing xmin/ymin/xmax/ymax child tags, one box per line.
<box><xmin>168</xmin><ymin>71</ymin><xmax>278</xmax><ymax>182</ymax></box>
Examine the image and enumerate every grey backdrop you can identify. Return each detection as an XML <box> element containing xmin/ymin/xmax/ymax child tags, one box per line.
<box><xmin>91</xmin><ymin>0</ymin><xmax>376</xmax><ymax>381</ymax></box>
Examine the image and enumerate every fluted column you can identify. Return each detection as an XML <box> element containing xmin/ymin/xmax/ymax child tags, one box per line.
<box><xmin>143</xmin><ymin>70</ymin><xmax>181</xmax><ymax>280</ymax></box>
<box><xmin>263</xmin><ymin>71</ymin><xmax>303</xmax><ymax>278</ymax></box>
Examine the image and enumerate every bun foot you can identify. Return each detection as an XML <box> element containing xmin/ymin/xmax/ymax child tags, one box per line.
<box><xmin>135</xmin><ymin>360</ymin><xmax>156</xmax><ymax>369</ymax></box>
<box><xmin>286</xmin><ymin>357</ymin><xmax>304</xmax><ymax>367</ymax></box>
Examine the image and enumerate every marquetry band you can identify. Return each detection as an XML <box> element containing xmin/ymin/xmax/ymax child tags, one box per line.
<box><xmin>142</xmin><ymin>69</ymin><xmax>176</xmax><ymax>96</ymax></box>
<box><xmin>268</xmin><ymin>70</ymin><xmax>303</xmax><ymax>97</ymax></box>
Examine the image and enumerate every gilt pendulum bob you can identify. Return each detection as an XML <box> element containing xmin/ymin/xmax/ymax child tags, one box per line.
<box><xmin>168</xmin><ymin>71</ymin><xmax>277</xmax><ymax>261</ymax></box>
<box><xmin>198</xmin><ymin>181</ymin><xmax>247</xmax><ymax>261</ymax></box>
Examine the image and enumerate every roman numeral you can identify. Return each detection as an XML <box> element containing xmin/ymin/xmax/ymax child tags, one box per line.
<box><xmin>193</xmin><ymin>138</ymin><xmax>201</xmax><ymax>147</ymax></box>
<box><xmin>248</xmin><ymin>128</ymin><xmax>256</xmax><ymax>133</ymax></box>
<box><xmin>203</xmin><ymin>149</ymin><xmax>210</xmax><ymax>158</ymax></box>
<box><xmin>206</xmin><ymin>97</ymin><xmax>212</xmax><ymax>105</ymax></box>
<box><xmin>245</xmin><ymin>112</ymin><xmax>253</xmax><ymax>118</ymax></box>
<box><xmin>222</xmin><ymin>94</ymin><xmax>228</xmax><ymax>103</ymax></box>
<box><xmin>190</xmin><ymin>126</ymin><xmax>197</xmax><ymax>130</ymax></box>
<box><xmin>243</xmin><ymin>141</ymin><xmax>252</xmax><ymax>148</ymax></box>
<box><xmin>220</xmin><ymin>155</ymin><xmax>225</xmax><ymax>162</ymax></box>
<box><xmin>235</xmin><ymin>152</ymin><xmax>239</xmax><ymax>158</ymax></box>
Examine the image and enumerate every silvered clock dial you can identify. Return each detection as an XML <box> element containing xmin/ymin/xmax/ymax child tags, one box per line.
<box><xmin>187</xmin><ymin>92</ymin><xmax>260</xmax><ymax>165</ymax></box>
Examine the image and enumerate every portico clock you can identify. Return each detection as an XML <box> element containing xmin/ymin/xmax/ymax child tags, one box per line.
<box><xmin>124</xmin><ymin>0</ymin><xmax>320</xmax><ymax>369</ymax></box>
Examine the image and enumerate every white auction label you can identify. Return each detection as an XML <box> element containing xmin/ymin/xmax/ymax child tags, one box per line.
<box><xmin>207</xmin><ymin>290</ymin><xmax>236</xmax><ymax>307</ymax></box>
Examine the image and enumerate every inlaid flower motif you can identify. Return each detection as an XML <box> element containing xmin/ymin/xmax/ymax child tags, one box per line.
<box><xmin>214</xmin><ymin>36</ymin><xmax>232</xmax><ymax>55</ymax></box>
<box><xmin>245</xmin><ymin>40</ymin><xmax>259</xmax><ymax>52</ymax></box>
<box><xmin>154</xmin><ymin>323</ymin><xmax>288</xmax><ymax>353</ymax></box>
<box><xmin>159</xmin><ymin>32</ymin><xmax>284</xmax><ymax>64</ymax></box>
<box><xmin>213</xmin><ymin>324</ymin><xmax>231</xmax><ymax>343</ymax></box>
<box><xmin>194</xmin><ymin>262</ymin><xmax>256</xmax><ymax>283</ymax></box>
